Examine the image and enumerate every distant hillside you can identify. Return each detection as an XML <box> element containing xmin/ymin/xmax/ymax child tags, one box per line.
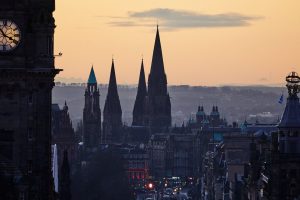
<box><xmin>52</xmin><ymin>85</ymin><xmax>287</xmax><ymax>128</ymax></box>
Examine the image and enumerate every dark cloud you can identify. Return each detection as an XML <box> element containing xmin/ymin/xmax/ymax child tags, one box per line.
<box><xmin>107</xmin><ymin>8</ymin><xmax>262</xmax><ymax>30</ymax></box>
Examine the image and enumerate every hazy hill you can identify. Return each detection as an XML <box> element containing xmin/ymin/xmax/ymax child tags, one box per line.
<box><xmin>52</xmin><ymin>84</ymin><xmax>287</xmax><ymax>128</ymax></box>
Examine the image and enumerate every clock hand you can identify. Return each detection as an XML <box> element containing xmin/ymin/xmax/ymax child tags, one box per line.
<box><xmin>0</xmin><ymin>29</ymin><xmax>13</xmax><ymax>40</ymax></box>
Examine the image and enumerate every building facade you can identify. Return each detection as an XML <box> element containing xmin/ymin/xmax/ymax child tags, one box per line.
<box><xmin>52</xmin><ymin>102</ymin><xmax>77</xmax><ymax>168</ymax></box>
<box><xmin>0</xmin><ymin>0</ymin><xmax>60</xmax><ymax>199</ymax></box>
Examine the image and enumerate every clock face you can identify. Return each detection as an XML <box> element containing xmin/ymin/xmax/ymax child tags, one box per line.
<box><xmin>0</xmin><ymin>19</ymin><xmax>21</xmax><ymax>52</ymax></box>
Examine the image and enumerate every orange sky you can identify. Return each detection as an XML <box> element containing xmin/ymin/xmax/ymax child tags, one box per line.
<box><xmin>53</xmin><ymin>0</ymin><xmax>300</xmax><ymax>86</ymax></box>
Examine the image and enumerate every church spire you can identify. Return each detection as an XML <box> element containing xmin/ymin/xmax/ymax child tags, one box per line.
<box><xmin>136</xmin><ymin>59</ymin><xmax>147</xmax><ymax>99</ymax></box>
<box><xmin>103</xmin><ymin>59</ymin><xmax>122</xmax><ymax>143</ymax></box>
<box><xmin>104</xmin><ymin>59</ymin><xmax>122</xmax><ymax>114</ymax></box>
<box><xmin>148</xmin><ymin>25</ymin><xmax>167</xmax><ymax>96</ymax></box>
<box><xmin>132</xmin><ymin>59</ymin><xmax>147</xmax><ymax>126</ymax></box>
<box><xmin>146</xmin><ymin>26</ymin><xmax>171</xmax><ymax>128</ymax></box>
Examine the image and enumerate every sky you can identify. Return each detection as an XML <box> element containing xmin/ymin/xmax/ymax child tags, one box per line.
<box><xmin>54</xmin><ymin>0</ymin><xmax>300</xmax><ymax>86</ymax></box>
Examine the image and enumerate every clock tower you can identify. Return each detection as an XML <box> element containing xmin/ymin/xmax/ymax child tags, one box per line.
<box><xmin>0</xmin><ymin>0</ymin><xmax>61</xmax><ymax>199</ymax></box>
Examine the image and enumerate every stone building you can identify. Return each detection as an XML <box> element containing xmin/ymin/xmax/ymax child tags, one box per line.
<box><xmin>260</xmin><ymin>72</ymin><xmax>300</xmax><ymax>200</ymax></box>
<box><xmin>83</xmin><ymin>67</ymin><xmax>101</xmax><ymax>150</ymax></box>
<box><xmin>0</xmin><ymin>0</ymin><xmax>61</xmax><ymax>199</ymax></box>
<box><xmin>132</xmin><ymin>26</ymin><xmax>171</xmax><ymax>131</ymax></box>
<box><xmin>52</xmin><ymin>102</ymin><xmax>77</xmax><ymax>168</ymax></box>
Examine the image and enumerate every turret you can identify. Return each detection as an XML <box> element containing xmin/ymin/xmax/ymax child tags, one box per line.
<box><xmin>278</xmin><ymin>71</ymin><xmax>300</xmax><ymax>153</ymax></box>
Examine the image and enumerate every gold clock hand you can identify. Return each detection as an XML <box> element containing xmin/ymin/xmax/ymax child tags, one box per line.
<box><xmin>0</xmin><ymin>29</ymin><xmax>13</xmax><ymax>40</ymax></box>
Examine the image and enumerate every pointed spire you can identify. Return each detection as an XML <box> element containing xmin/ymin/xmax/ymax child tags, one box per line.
<box><xmin>88</xmin><ymin>66</ymin><xmax>97</xmax><ymax>84</ymax></box>
<box><xmin>150</xmin><ymin>25</ymin><xmax>165</xmax><ymax>75</ymax></box>
<box><xmin>104</xmin><ymin>59</ymin><xmax>122</xmax><ymax>114</ymax></box>
<box><xmin>108</xmin><ymin>59</ymin><xmax>118</xmax><ymax>99</ymax></box>
<box><xmin>132</xmin><ymin>59</ymin><xmax>147</xmax><ymax>125</ymax></box>
<box><xmin>148</xmin><ymin>25</ymin><xmax>168</xmax><ymax>96</ymax></box>
<box><xmin>137</xmin><ymin>59</ymin><xmax>147</xmax><ymax>97</ymax></box>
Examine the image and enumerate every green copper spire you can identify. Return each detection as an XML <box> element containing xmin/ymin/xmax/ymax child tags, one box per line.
<box><xmin>87</xmin><ymin>66</ymin><xmax>97</xmax><ymax>84</ymax></box>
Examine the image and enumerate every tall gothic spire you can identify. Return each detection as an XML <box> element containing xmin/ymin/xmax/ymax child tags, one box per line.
<box><xmin>132</xmin><ymin>59</ymin><xmax>147</xmax><ymax>126</ymax></box>
<box><xmin>148</xmin><ymin>26</ymin><xmax>168</xmax><ymax>96</ymax></box>
<box><xmin>104</xmin><ymin>59</ymin><xmax>122</xmax><ymax>115</ymax></box>
<box><xmin>103</xmin><ymin>59</ymin><xmax>122</xmax><ymax>143</ymax></box>
<box><xmin>146</xmin><ymin>26</ymin><xmax>171</xmax><ymax>128</ymax></box>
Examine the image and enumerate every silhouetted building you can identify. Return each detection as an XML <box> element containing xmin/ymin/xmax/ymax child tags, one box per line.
<box><xmin>83</xmin><ymin>67</ymin><xmax>101</xmax><ymax>150</ymax></box>
<box><xmin>52</xmin><ymin>102</ymin><xmax>77</xmax><ymax>168</ymax></box>
<box><xmin>0</xmin><ymin>1</ymin><xmax>60</xmax><ymax>199</ymax></box>
<box><xmin>132</xmin><ymin>59</ymin><xmax>148</xmax><ymax>126</ymax></box>
<box><xmin>147</xmin><ymin>26</ymin><xmax>172</xmax><ymax>129</ymax></box>
<box><xmin>59</xmin><ymin>150</ymin><xmax>71</xmax><ymax>200</ymax></box>
<box><xmin>103</xmin><ymin>60</ymin><xmax>123</xmax><ymax>143</ymax></box>
<box><xmin>261</xmin><ymin>72</ymin><xmax>300</xmax><ymax>200</ymax></box>
<box><xmin>190</xmin><ymin>105</ymin><xmax>227</xmax><ymax>128</ymax></box>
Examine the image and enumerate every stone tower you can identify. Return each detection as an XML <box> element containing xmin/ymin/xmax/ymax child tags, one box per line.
<box><xmin>83</xmin><ymin>66</ymin><xmax>101</xmax><ymax>149</ymax></box>
<box><xmin>103</xmin><ymin>59</ymin><xmax>122</xmax><ymax>143</ymax></box>
<box><xmin>147</xmin><ymin>26</ymin><xmax>171</xmax><ymax>129</ymax></box>
<box><xmin>0</xmin><ymin>0</ymin><xmax>60</xmax><ymax>199</ymax></box>
<box><xmin>262</xmin><ymin>71</ymin><xmax>300</xmax><ymax>199</ymax></box>
<box><xmin>132</xmin><ymin>59</ymin><xmax>147</xmax><ymax>126</ymax></box>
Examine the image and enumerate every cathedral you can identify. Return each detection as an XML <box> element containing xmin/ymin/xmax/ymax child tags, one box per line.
<box><xmin>132</xmin><ymin>26</ymin><xmax>172</xmax><ymax>130</ymax></box>
<box><xmin>81</xmin><ymin>26</ymin><xmax>172</xmax><ymax>145</ymax></box>
<box><xmin>0</xmin><ymin>0</ymin><xmax>60</xmax><ymax>199</ymax></box>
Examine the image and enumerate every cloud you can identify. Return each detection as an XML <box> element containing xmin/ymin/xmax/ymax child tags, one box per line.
<box><xmin>107</xmin><ymin>8</ymin><xmax>262</xmax><ymax>30</ymax></box>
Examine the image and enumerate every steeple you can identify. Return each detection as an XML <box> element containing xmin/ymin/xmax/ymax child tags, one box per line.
<box><xmin>146</xmin><ymin>26</ymin><xmax>171</xmax><ymax>129</ymax></box>
<box><xmin>88</xmin><ymin>66</ymin><xmax>97</xmax><ymax>84</ymax></box>
<box><xmin>103</xmin><ymin>59</ymin><xmax>122</xmax><ymax>143</ymax></box>
<box><xmin>148</xmin><ymin>25</ymin><xmax>167</xmax><ymax>96</ymax></box>
<box><xmin>83</xmin><ymin>66</ymin><xmax>101</xmax><ymax>149</ymax></box>
<box><xmin>104</xmin><ymin>59</ymin><xmax>122</xmax><ymax>115</ymax></box>
<box><xmin>132</xmin><ymin>59</ymin><xmax>147</xmax><ymax>126</ymax></box>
